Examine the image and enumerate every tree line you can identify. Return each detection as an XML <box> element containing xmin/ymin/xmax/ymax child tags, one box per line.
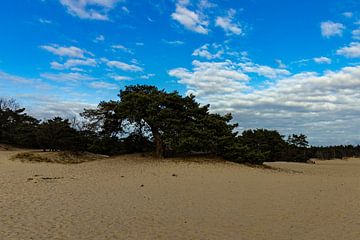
<box><xmin>1</xmin><ymin>85</ymin><xmax>360</xmax><ymax>164</ymax></box>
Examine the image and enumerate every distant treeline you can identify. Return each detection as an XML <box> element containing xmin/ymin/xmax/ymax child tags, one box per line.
<box><xmin>1</xmin><ymin>85</ymin><xmax>359</xmax><ymax>164</ymax></box>
<box><xmin>308</xmin><ymin>145</ymin><xmax>360</xmax><ymax>160</ymax></box>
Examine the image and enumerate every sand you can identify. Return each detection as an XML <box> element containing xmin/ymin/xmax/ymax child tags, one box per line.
<box><xmin>1</xmin><ymin>149</ymin><xmax>360</xmax><ymax>240</ymax></box>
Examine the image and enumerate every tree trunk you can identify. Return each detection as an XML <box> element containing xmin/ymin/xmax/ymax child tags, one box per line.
<box><xmin>152</xmin><ymin>130</ymin><xmax>163</xmax><ymax>158</ymax></box>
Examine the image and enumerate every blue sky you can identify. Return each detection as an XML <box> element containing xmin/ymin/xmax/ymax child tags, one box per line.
<box><xmin>0</xmin><ymin>0</ymin><xmax>360</xmax><ymax>145</ymax></box>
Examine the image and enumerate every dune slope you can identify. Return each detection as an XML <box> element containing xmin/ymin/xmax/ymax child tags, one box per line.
<box><xmin>1</xmin><ymin>150</ymin><xmax>360</xmax><ymax>240</ymax></box>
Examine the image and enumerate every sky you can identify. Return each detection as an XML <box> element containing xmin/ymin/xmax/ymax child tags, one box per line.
<box><xmin>0</xmin><ymin>0</ymin><xmax>360</xmax><ymax>146</ymax></box>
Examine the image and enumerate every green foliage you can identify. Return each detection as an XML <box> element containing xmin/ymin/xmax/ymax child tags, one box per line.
<box><xmin>121</xmin><ymin>132</ymin><xmax>153</xmax><ymax>154</ymax></box>
<box><xmin>238</xmin><ymin>129</ymin><xmax>286</xmax><ymax>162</ymax></box>
<box><xmin>37</xmin><ymin>117</ymin><xmax>78</xmax><ymax>151</ymax></box>
<box><xmin>0</xmin><ymin>98</ymin><xmax>39</xmax><ymax>147</ymax></box>
<box><xmin>222</xmin><ymin>140</ymin><xmax>268</xmax><ymax>165</ymax></box>
<box><xmin>287</xmin><ymin>134</ymin><xmax>309</xmax><ymax>148</ymax></box>
<box><xmin>83</xmin><ymin>85</ymin><xmax>238</xmax><ymax>158</ymax></box>
<box><xmin>223</xmin><ymin>129</ymin><xmax>312</xmax><ymax>164</ymax></box>
<box><xmin>86</xmin><ymin>136</ymin><xmax>123</xmax><ymax>155</ymax></box>
<box><xmin>308</xmin><ymin>145</ymin><xmax>360</xmax><ymax>160</ymax></box>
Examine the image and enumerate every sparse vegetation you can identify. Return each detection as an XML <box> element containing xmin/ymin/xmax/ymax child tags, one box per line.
<box><xmin>12</xmin><ymin>151</ymin><xmax>106</xmax><ymax>164</ymax></box>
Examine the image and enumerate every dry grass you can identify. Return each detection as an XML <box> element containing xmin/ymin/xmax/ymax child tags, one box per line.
<box><xmin>0</xmin><ymin>144</ymin><xmax>20</xmax><ymax>151</ymax></box>
<box><xmin>11</xmin><ymin>151</ymin><xmax>108</xmax><ymax>164</ymax></box>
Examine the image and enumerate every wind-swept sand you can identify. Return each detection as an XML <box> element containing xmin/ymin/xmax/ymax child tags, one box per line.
<box><xmin>1</xmin><ymin>150</ymin><xmax>360</xmax><ymax>240</ymax></box>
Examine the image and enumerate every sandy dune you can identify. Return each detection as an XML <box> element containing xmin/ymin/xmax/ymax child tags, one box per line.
<box><xmin>1</xmin><ymin>150</ymin><xmax>360</xmax><ymax>240</ymax></box>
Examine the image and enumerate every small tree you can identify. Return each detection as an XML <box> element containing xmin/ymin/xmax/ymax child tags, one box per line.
<box><xmin>0</xmin><ymin>98</ymin><xmax>39</xmax><ymax>146</ymax></box>
<box><xmin>37</xmin><ymin>117</ymin><xmax>77</xmax><ymax>151</ymax></box>
<box><xmin>239</xmin><ymin>129</ymin><xmax>286</xmax><ymax>162</ymax></box>
<box><xmin>287</xmin><ymin>134</ymin><xmax>309</xmax><ymax>148</ymax></box>
<box><xmin>222</xmin><ymin>140</ymin><xmax>269</xmax><ymax>165</ymax></box>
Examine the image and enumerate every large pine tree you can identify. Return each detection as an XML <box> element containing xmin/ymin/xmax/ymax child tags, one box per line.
<box><xmin>82</xmin><ymin>85</ymin><xmax>238</xmax><ymax>158</ymax></box>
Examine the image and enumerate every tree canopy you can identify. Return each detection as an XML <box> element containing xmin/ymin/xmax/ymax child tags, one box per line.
<box><xmin>37</xmin><ymin>117</ymin><xmax>78</xmax><ymax>151</ymax></box>
<box><xmin>0</xmin><ymin>98</ymin><xmax>39</xmax><ymax>147</ymax></box>
<box><xmin>83</xmin><ymin>85</ymin><xmax>238</xmax><ymax>158</ymax></box>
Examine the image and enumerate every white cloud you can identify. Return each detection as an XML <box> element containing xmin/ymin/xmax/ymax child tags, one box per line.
<box><xmin>121</xmin><ymin>6</ymin><xmax>129</xmax><ymax>14</ymax></box>
<box><xmin>239</xmin><ymin>62</ymin><xmax>291</xmax><ymax>79</ymax></box>
<box><xmin>111</xmin><ymin>44</ymin><xmax>133</xmax><ymax>54</ymax></box>
<box><xmin>171</xmin><ymin>2</ymin><xmax>209</xmax><ymax>34</ymax></box>
<box><xmin>314</xmin><ymin>56</ymin><xmax>332</xmax><ymax>64</ymax></box>
<box><xmin>353</xmin><ymin>28</ymin><xmax>360</xmax><ymax>40</ymax></box>
<box><xmin>198</xmin><ymin>0</ymin><xmax>216</xmax><ymax>9</ymax></box>
<box><xmin>177</xmin><ymin>0</ymin><xmax>190</xmax><ymax>6</ymax></box>
<box><xmin>343</xmin><ymin>12</ymin><xmax>353</xmax><ymax>18</ymax></box>
<box><xmin>103</xmin><ymin>59</ymin><xmax>143</xmax><ymax>72</ymax></box>
<box><xmin>140</xmin><ymin>73</ymin><xmax>155</xmax><ymax>79</ymax></box>
<box><xmin>130</xmin><ymin>58</ymin><xmax>140</xmax><ymax>65</ymax></box>
<box><xmin>69</xmin><ymin>67</ymin><xmax>86</xmax><ymax>72</ymax></box>
<box><xmin>41</xmin><ymin>72</ymin><xmax>96</xmax><ymax>82</ymax></box>
<box><xmin>275</xmin><ymin>59</ymin><xmax>287</xmax><ymax>69</ymax></box>
<box><xmin>51</xmin><ymin>58</ymin><xmax>97</xmax><ymax>70</ymax></box>
<box><xmin>320</xmin><ymin>21</ymin><xmax>345</xmax><ymax>38</ymax></box>
<box><xmin>0</xmin><ymin>71</ymin><xmax>51</xmax><ymax>90</ymax></box>
<box><xmin>215</xmin><ymin>9</ymin><xmax>242</xmax><ymax>35</ymax></box>
<box><xmin>111</xmin><ymin>75</ymin><xmax>132</xmax><ymax>81</ymax></box>
<box><xmin>59</xmin><ymin>0</ymin><xmax>123</xmax><ymax>20</ymax></box>
<box><xmin>0</xmin><ymin>71</ymin><xmax>33</xmax><ymax>84</ymax></box>
<box><xmin>41</xmin><ymin>45</ymin><xmax>88</xmax><ymax>58</ymax></box>
<box><xmin>94</xmin><ymin>35</ymin><xmax>105</xmax><ymax>42</ymax></box>
<box><xmin>38</xmin><ymin>18</ymin><xmax>52</xmax><ymax>24</ymax></box>
<box><xmin>191</xmin><ymin>43</ymin><xmax>289</xmax><ymax>79</ymax></box>
<box><xmin>169</xmin><ymin>60</ymin><xmax>249</xmax><ymax>97</ymax></box>
<box><xmin>163</xmin><ymin>39</ymin><xmax>185</xmax><ymax>45</ymax></box>
<box><xmin>169</xmin><ymin>61</ymin><xmax>360</xmax><ymax>145</ymax></box>
<box><xmin>21</xmin><ymin>95</ymin><xmax>95</xmax><ymax>120</ymax></box>
<box><xmin>337</xmin><ymin>42</ymin><xmax>360</xmax><ymax>58</ymax></box>
<box><xmin>192</xmin><ymin>43</ymin><xmax>223</xmax><ymax>59</ymax></box>
<box><xmin>89</xmin><ymin>81</ymin><xmax>118</xmax><ymax>90</ymax></box>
